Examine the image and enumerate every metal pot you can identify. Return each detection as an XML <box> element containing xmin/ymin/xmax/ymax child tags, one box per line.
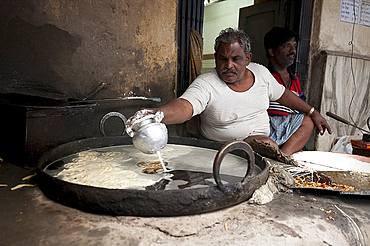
<box><xmin>131</xmin><ymin>114</ymin><xmax>168</xmax><ymax>154</ymax></box>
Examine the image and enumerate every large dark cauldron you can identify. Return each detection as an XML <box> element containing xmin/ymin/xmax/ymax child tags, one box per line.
<box><xmin>37</xmin><ymin>136</ymin><xmax>269</xmax><ymax>216</ymax></box>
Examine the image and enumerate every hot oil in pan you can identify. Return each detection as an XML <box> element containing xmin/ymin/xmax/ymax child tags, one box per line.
<box><xmin>44</xmin><ymin>144</ymin><xmax>251</xmax><ymax>190</ymax></box>
<box><xmin>138</xmin><ymin>151</ymin><xmax>169</xmax><ymax>173</ymax></box>
<box><xmin>146</xmin><ymin>169</ymin><xmax>245</xmax><ymax>190</ymax></box>
<box><xmin>137</xmin><ymin>160</ymin><xmax>169</xmax><ymax>174</ymax></box>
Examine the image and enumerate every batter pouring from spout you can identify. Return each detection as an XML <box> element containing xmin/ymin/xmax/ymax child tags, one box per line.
<box><xmin>125</xmin><ymin>27</ymin><xmax>331</xmax><ymax>157</ymax></box>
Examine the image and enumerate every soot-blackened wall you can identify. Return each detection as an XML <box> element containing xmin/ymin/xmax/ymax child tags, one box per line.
<box><xmin>0</xmin><ymin>0</ymin><xmax>178</xmax><ymax>104</ymax></box>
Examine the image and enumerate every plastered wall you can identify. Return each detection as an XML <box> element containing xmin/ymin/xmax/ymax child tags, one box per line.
<box><xmin>307</xmin><ymin>0</ymin><xmax>370</xmax><ymax>151</ymax></box>
<box><xmin>309</xmin><ymin>0</ymin><xmax>370</xmax><ymax>57</ymax></box>
<box><xmin>0</xmin><ymin>0</ymin><xmax>178</xmax><ymax>104</ymax></box>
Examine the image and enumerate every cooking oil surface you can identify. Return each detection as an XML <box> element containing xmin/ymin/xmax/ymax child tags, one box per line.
<box><xmin>45</xmin><ymin>144</ymin><xmax>255</xmax><ymax>190</ymax></box>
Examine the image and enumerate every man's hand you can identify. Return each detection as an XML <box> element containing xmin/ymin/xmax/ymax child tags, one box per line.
<box><xmin>311</xmin><ymin>110</ymin><xmax>332</xmax><ymax>135</ymax></box>
<box><xmin>125</xmin><ymin>109</ymin><xmax>164</xmax><ymax>137</ymax></box>
<box><xmin>125</xmin><ymin>98</ymin><xmax>193</xmax><ymax>137</ymax></box>
<box><xmin>277</xmin><ymin>90</ymin><xmax>332</xmax><ymax>135</ymax></box>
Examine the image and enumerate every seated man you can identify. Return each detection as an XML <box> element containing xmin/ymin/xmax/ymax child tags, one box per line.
<box><xmin>264</xmin><ymin>27</ymin><xmax>315</xmax><ymax>155</ymax></box>
<box><xmin>126</xmin><ymin>27</ymin><xmax>331</xmax><ymax>153</ymax></box>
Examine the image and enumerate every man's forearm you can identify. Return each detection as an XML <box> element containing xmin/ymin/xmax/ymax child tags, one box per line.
<box><xmin>277</xmin><ymin>89</ymin><xmax>332</xmax><ymax>134</ymax></box>
<box><xmin>276</xmin><ymin>89</ymin><xmax>312</xmax><ymax>114</ymax></box>
<box><xmin>159</xmin><ymin>98</ymin><xmax>193</xmax><ymax>124</ymax></box>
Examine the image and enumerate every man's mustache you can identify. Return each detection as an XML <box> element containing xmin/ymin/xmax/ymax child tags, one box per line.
<box><xmin>221</xmin><ymin>69</ymin><xmax>237</xmax><ymax>74</ymax></box>
<box><xmin>287</xmin><ymin>52</ymin><xmax>296</xmax><ymax>57</ymax></box>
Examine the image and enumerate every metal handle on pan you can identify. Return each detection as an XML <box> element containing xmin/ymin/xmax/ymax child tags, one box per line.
<box><xmin>100</xmin><ymin>111</ymin><xmax>127</xmax><ymax>136</ymax></box>
<box><xmin>213</xmin><ymin>141</ymin><xmax>255</xmax><ymax>192</ymax></box>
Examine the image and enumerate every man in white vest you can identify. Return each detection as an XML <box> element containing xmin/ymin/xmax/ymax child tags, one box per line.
<box><xmin>126</xmin><ymin>27</ymin><xmax>331</xmax><ymax>154</ymax></box>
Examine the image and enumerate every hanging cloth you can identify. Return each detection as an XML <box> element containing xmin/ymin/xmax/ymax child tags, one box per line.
<box><xmin>186</xmin><ymin>28</ymin><xmax>204</xmax><ymax>136</ymax></box>
<box><xmin>189</xmin><ymin>28</ymin><xmax>203</xmax><ymax>83</ymax></box>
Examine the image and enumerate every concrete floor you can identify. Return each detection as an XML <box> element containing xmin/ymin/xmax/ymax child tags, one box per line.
<box><xmin>1</xmin><ymin>160</ymin><xmax>370</xmax><ymax>246</ymax></box>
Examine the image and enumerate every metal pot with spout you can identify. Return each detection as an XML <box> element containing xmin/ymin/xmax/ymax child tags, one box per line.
<box><xmin>129</xmin><ymin>114</ymin><xmax>168</xmax><ymax>154</ymax></box>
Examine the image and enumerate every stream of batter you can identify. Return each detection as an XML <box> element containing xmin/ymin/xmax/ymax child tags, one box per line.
<box><xmin>156</xmin><ymin>150</ymin><xmax>168</xmax><ymax>172</ymax></box>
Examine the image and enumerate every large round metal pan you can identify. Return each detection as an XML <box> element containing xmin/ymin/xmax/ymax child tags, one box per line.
<box><xmin>37</xmin><ymin>136</ymin><xmax>269</xmax><ymax>216</ymax></box>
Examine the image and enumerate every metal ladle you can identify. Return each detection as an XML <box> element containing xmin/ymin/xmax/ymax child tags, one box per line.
<box><xmin>326</xmin><ymin>112</ymin><xmax>370</xmax><ymax>134</ymax></box>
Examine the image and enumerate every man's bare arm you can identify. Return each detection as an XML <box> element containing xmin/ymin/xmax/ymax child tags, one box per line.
<box><xmin>277</xmin><ymin>89</ymin><xmax>332</xmax><ymax>135</ymax></box>
<box><xmin>158</xmin><ymin>98</ymin><xmax>194</xmax><ymax>124</ymax></box>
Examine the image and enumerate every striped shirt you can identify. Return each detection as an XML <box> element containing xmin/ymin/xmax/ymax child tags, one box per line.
<box><xmin>267</xmin><ymin>63</ymin><xmax>302</xmax><ymax>116</ymax></box>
